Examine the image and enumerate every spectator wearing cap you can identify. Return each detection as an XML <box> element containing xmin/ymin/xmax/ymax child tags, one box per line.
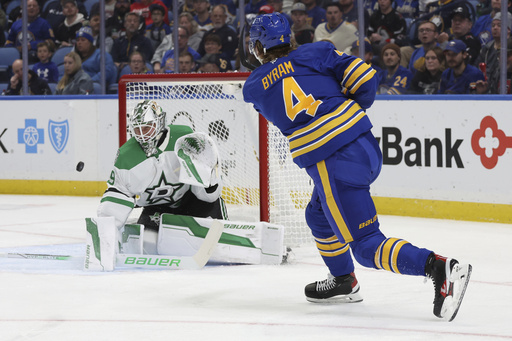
<box><xmin>351</xmin><ymin>38</ymin><xmax>381</xmax><ymax>73</ymax></box>
<box><xmin>131</xmin><ymin>0</ymin><xmax>170</xmax><ymax>27</ymax></box>
<box><xmin>410</xmin><ymin>46</ymin><xmax>446</xmax><ymax>94</ymax></box>
<box><xmin>88</xmin><ymin>4</ymin><xmax>114</xmax><ymax>53</ymax></box>
<box><xmin>439</xmin><ymin>39</ymin><xmax>485</xmax><ymax>93</ymax></box>
<box><xmin>472</xmin><ymin>0</ymin><xmax>511</xmax><ymax>45</ymax></box>
<box><xmin>160</xmin><ymin>26</ymin><xmax>201</xmax><ymax>73</ymax></box>
<box><xmin>290</xmin><ymin>2</ymin><xmax>315</xmax><ymax>46</ymax></box>
<box><xmin>111</xmin><ymin>12</ymin><xmax>155</xmax><ymax>68</ymax></box>
<box><xmin>378</xmin><ymin>43</ymin><xmax>413</xmax><ymax>94</ymax></box>
<box><xmin>75</xmin><ymin>26</ymin><xmax>117</xmax><ymax>85</ymax></box>
<box><xmin>54</xmin><ymin>0</ymin><xmax>85</xmax><ymax>47</ymax></box>
<box><xmin>423</xmin><ymin>0</ymin><xmax>474</xmax><ymax>34</ymax></box>
<box><xmin>407</xmin><ymin>20</ymin><xmax>439</xmax><ymax>74</ymax></box>
<box><xmin>259</xmin><ymin>4</ymin><xmax>275</xmax><ymax>14</ymax></box>
<box><xmin>41</xmin><ymin>0</ymin><xmax>88</xmax><ymax>33</ymax></box>
<box><xmin>367</xmin><ymin>0</ymin><xmax>408</xmax><ymax>57</ymax></box>
<box><xmin>314</xmin><ymin>2</ymin><xmax>358</xmax><ymax>52</ymax></box>
<box><xmin>5</xmin><ymin>0</ymin><xmax>55</xmax><ymax>64</ymax></box>
<box><xmin>197</xmin><ymin>53</ymin><xmax>231</xmax><ymax>72</ymax></box>
<box><xmin>301</xmin><ymin>0</ymin><xmax>326</xmax><ymax>28</ymax></box>
<box><xmin>475</xmin><ymin>12</ymin><xmax>512</xmax><ymax>92</ymax></box>
<box><xmin>145</xmin><ymin>4</ymin><xmax>172</xmax><ymax>50</ymax></box>
<box><xmin>475</xmin><ymin>37</ymin><xmax>512</xmax><ymax>93</ymax></box>
<box><xmin>338</xmin><ymin>0</ymin><xmax>371</xmax><ymax>32</ymax></box>
<box><xmin>197</xmin><ymin>5</ymin><xmax>238</xmax><ymax>60</ymax></box>
<box><xmin>193</xmin><ymin>0</ymin><xmax>213</xmax><ymax>32</ymax></box>
<box><xmin>437</xmin><ymin>6</ymin><xmax>481</xmax><ymax>64</ymax></box>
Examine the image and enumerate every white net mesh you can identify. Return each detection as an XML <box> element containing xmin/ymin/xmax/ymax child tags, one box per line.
<box><xmin>122</xmin><ymin>76</ymin><xmax>313</xmax><ymax>247</ymax></box>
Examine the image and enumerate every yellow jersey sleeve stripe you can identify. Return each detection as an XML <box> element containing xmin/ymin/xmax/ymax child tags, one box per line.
<box><xmin>350</xmin><ymin>68</ymin><xmax>377</xmax><ymax>93</ymax></box>
<box><xmin>290</xmin><ymin>111</ymin><xmax>366</xmax><ymax>159</ymax></box>
<box><xmin>288</xmin><ymin>102</ymin><xmax>359</xmax><ymax>150</ymax></box>
<box><xmin>345</xmin><ymin>62</ymin><xmax>372</xmax><ymax>89</ymax></box>
<box><xmin>287</xmin><ymin>100</ymin><xmax>352</xmax><ymax>140</ymax></box>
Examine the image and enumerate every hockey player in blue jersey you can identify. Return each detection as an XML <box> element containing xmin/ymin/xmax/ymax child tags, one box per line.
<box><xmin>242</xmin><ymin>13</ymin><xmax>472</xmax><ymax>321</ymax></box>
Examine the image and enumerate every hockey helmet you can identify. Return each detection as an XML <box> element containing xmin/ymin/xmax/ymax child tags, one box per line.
<box><xmin>249</xmin><ymin>13</ymin><xmax>291</xmax><ymax>58</ymax></box>
<box><xmin>129</xmin><ymin>100</ymin><xmax>166</xmax><ymax>156</ymax></box>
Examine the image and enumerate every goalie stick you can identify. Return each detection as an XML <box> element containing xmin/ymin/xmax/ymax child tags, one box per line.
<box><xmin>1</xmin><ymin>220</ymin><xmax>224</xmax><ymax>270</ymax></box>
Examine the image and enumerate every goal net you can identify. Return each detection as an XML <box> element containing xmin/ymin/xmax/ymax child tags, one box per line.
<box><xmin>119</xmin><ymin>73</ymin><xmax>314</xmax><ymax>247</ymax></box>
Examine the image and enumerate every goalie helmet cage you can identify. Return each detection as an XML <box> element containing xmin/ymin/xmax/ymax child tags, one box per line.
<box><xmin>118</xmin><ymin>73</ymin><xmax>313</xmax><ymax>247</ymax></box>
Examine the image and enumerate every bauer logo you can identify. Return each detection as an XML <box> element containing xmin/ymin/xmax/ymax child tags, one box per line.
<box><xmin>17</xmin><ymin>119</ymin><xmax>44</xmax><ymax>154</ymax></box>
<box><xmin>123</xmin><ymin>256</ymin><xmax>182</xmax><ymax>267</ymax></box>
<box><xmin>48</xmin><ymin>120</ymin><xmax>69</xmax><ymax>153</ymax></box>
<box><xmin>471</xmin><ymin>116</ymin><xmax>512</xmax><ymax>169</ymax></box>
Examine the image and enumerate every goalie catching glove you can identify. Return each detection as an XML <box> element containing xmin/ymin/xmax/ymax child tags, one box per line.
<box><xmin>175</xmin><ymin>132</ymin><xmax>221</xmax><ymax>188</ymax></box>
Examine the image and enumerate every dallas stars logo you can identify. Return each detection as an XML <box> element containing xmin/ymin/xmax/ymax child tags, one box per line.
<box><xmin>144</xmin><ymin>172</ymin><xmax>184</xmax><ymax>205</ymax></box>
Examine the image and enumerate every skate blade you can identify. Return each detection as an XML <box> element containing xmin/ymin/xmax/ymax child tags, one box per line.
<box><xmin>441</xmin><ymin>263</ymin><xmax>472</xmax><ymax>322</ymax></box>
<box><xmin>306</xmin><ymin>292</ymin><xmax>363</xmax><ymax>304</ymax></box>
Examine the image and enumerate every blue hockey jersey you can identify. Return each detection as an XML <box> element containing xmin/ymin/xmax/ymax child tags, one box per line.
<box><xmin>243</xmin><ymin>41</ymin><xmax>378</xmax><ymax>168</ymax></box>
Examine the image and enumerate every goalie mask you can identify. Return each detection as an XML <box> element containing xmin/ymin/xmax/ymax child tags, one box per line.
<box><xmin>129</xmin><ymin>100</ymin><xmax>167</xmax><ymax>157</ymax></box>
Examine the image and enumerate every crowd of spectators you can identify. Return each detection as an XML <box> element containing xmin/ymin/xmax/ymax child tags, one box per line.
<box><xmin>1</xmin><ymin>0</ymin><xmax>511</xmax><ymax>94</ymax></box>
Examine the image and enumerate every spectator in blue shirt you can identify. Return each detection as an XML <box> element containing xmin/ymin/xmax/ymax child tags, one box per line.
<box><xmin>5</xmin><ymin>0</ymin><xmax>55</xmax><ymax>64</ymax></box>
<box><xmin>75</xmin><ymin>26</ymin><xmax>117</xmax><ymax>85</ymax></box>
<box><xmin>32</xmin><ymin>41</ymin><xmax>59</xmax><ymax>84</ymax></box>
<box><xmin>145</xmin><ymin>4</ymin><xmax>172</xmax><ymax>50</ymax></box>
<box><xmin>302</xmin><ymin>0</ymin><xmax>326</xmax><ymax>28</ymax></box>
<box><xmin>439</xmin><ymin>39</ymin><xmax>485</xmax><ymax>94</ymax></box>
<box><xmin>161</xmin><ymin>26</ymin><xmax>201</xmax><ymax>73</ymax></box>
<box><xmin>378</xmin><ymin>43</ymin><xmax>413</xmax><ymax>94</ymax></box>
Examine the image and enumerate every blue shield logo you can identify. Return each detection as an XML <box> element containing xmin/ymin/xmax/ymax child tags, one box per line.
<box><xmin>48</xmin><ymin>120</ymin><xmax>69</xmax><ymax>153</ymax></box>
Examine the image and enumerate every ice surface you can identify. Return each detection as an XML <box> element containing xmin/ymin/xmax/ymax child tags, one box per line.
<box><xmin>0</xmin><ymin>195</ymin><xmax>511</xmax><ymax>340</ymax></box>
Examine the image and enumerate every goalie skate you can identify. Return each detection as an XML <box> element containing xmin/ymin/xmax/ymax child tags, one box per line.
<box><xmin>305</xmin><ymin>272</ymin><xmax>363</xmax><ymax>303</ymax></box>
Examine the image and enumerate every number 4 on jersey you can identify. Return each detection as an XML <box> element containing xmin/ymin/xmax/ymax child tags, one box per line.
<box><xmin>283</xmin><ymin>77</ymin><xmax>323</xmax><ymax>121</ymax></box>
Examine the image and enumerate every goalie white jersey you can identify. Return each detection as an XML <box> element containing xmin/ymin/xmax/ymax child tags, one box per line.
<box><xmin>98</xmin><ymin>124</ymin><xmax>223</xmax><ymax>229</ymax></box>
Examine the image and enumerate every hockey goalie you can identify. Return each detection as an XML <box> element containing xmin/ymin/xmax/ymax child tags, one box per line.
<box><xmin>85</xmin><ymin>100</ymin><xmax>284</xmax><ymax>271</ymax></box>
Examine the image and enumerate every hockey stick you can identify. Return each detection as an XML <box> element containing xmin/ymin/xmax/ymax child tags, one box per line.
<box><xmin>1</xmin><ymin>220</ymin><xmax>224</xmax><ymax>270</ymax></box>
<box><xmin>0</xmin><ymin>253</ymin><xmax>76</xmax><ymax>260</ymax></box>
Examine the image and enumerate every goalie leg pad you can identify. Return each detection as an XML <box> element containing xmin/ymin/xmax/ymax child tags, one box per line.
<box><xmin>157</xmin><ymin>214</ymin><xmax>285</xmax><ymax>265</ymax></box>
<box><xmin>84</xmin><ymin>217</ymin><xmax>117</xmax><ymax>271</ymax></box>
<box><xmin>119</xmin><ymin>224</ymin><xmax>145</xmax><ymax>254</ymax></box>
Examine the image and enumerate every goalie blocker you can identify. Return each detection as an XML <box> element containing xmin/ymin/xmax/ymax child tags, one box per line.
<box><xmin>84</xmin><ymin>214</ymin><xmax>285</xmax><ymax>271</ymax></box>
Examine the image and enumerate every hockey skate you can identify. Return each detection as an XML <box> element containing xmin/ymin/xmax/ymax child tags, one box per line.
<box><xmin>426</xmin><ymin>254</ymin><xmax>472</xmax><ymax>321</ymax></box>
<box><xmin>305</xmin><ymin>272</ymin><xmax>363</xmax><ymax>303</ymax></box>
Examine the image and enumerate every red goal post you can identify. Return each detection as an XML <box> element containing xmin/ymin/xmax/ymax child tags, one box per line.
<box><xmin>118</xmin><ymin>73</ymin><xmax>313</xmax><ymax>247</ymax></box>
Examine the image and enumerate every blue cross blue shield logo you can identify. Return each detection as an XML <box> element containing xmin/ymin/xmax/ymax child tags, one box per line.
<box><xmin>48</xmin><ymin>120</ymin><xmax>69</xmax><ymax>153</ymax></box>
<box><xmin>18</xmin><ymin>119</ymin><xmax>44</xmax><ymax>153</ymax></box>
